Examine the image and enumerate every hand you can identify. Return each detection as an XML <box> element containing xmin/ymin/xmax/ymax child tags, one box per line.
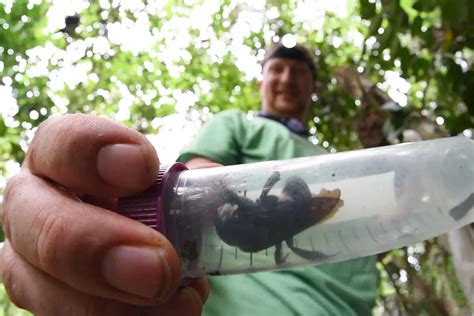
<box><xmin>0</xmin><ymin>114</ymin><xmax>208</xmax><ymax>315</ymax></box>
<box><xmin>185</xmin><ymin>156</ymin><xmax>222</xmax><ymax>170</ymax></box>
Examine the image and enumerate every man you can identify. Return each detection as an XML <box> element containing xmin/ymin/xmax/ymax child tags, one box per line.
<box><xmin>178</xmin><ymin>43</ymin><xmax>378</xmax><ymax>315</ymax></box>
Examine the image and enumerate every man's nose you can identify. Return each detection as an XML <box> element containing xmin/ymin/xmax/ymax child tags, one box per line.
<box><xmin>279</xmin><ymin>67</ymin><xmax>293</xmax><ymax>83</ymax></box>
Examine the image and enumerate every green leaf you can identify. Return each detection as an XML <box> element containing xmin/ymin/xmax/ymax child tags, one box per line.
<box><xmin>411</xmin><ymin>15</ymin><xmax>423</xmax><ymax>35</ymax></box>
<box><xmin>368</xmin><ymin>15</ymin><xmax>384</xmax><ymax>36</ymax></box>
<box><xmin>446</xmin><ymin>61</ymin><xmax>464</xmax><ymax>93</ymax></box>
<box><xmin>389</xmin><ymin>36</ymin><xmax>401</xmax><ymax>59</ymax></box>
<box><xmin>413</xmin><ymin>0</ymin><xmax>437</xmax><ymax>12</ymax></box>
<box><xmin>461</xmin><ymin>70</ymin><xmax>474</xmax><ymax>114</ymax></box>
<box><xmin>378</xmin><ymin>26</ymin><xmax>395</xmax><ymax>50</ymax></box>
<box><xmin>360</xmin><ymin>0</ymin><xmax>377</xmax><ymax>19</ymax></box>
<box><xmin>441</xmin><ymin>0</ymin><xmax>469</xmax><ymax>25</ymax></box>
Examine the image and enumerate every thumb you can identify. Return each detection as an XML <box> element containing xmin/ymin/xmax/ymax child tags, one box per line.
<box><xmin>27</xmin><ymin>114</ymin><xmax>159</xmax><ymax>197</ymax></box>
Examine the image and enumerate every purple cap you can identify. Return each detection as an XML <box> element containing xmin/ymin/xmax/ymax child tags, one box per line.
<box><xmin>116</xmin><ymin>162</ymin><xmax>188</xmax><ymax>236</ymax></box>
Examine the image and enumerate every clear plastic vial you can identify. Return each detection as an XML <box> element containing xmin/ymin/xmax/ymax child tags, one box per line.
<box><xmin>118</xmin><ymin>136</ymin><xmax>474</xmax><ymax>278</ymax></box>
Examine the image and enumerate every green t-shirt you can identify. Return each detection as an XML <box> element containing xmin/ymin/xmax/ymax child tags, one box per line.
<box><xmin>178</xmin><ymin>109</ymin><xmax>378</xmax><ymax>316</ymax></box>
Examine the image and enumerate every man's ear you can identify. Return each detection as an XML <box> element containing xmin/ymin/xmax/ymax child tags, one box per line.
<box><xmin>257</xmin><ymin>81</ymin><xmax>263</xmax><ymax>95</ymax></box>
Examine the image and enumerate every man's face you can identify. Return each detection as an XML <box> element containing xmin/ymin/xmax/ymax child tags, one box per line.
<box><xmin>259</xmin><ymin>57</ymin><xmax>315</xmax><ymax>120</ymax></box>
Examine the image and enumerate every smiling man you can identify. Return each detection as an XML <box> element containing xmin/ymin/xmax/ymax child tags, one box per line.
<box><xmin>259</xmin><ymin>43</ymin><xmax>316</xmax><ymax>121</ymax></box>
<box><xmin>178</xmin><ymin>42</ymin><xmax>378</xmax><ymax>315</ymax></box>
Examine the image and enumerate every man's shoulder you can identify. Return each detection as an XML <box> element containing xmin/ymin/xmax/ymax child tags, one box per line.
<box><xmin>208</xmin><ymin>109</ymin><xmax>263</xmax><ymax>130</ymax></box>
<box><xmin>203</xmin><ymin>109</ymin><xmax>246</xmax><ymax>126</ymax></box>
<box><xmin>212</xmin><ymin>108</ymin><xmax>246</xmax><ymax>118</ymax></box>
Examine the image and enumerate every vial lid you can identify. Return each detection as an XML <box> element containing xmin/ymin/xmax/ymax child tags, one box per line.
<box><xmin>116</xmin><ymin>162</ymin><xmax>188</xmax><ymax>235</ymax></box>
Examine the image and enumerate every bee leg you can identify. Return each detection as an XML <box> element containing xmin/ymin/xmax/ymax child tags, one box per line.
<box><xmin>286</xmin><ymin>238</ymin><xmax>329</xmax><ymax>261</ymax></box>
<box><xmin>260</xmin><ymin>171</ymin><xmax>281</xmax><ymax>200</ymax></box>
<box><xmin>274</xmin><ymin>241</ymin><xmax>289</xmax><ymax>264</ymax></box>
<box><xmin>448</xmin><ymin>192</ymin><xmax>474</xmax><ymax>220</ymax></box>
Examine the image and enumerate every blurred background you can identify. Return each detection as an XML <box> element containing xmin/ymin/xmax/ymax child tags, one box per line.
<box><xmin>0</xmin><ymin>0</ymin><xmax>473</xmax><ymax>315</ymax></box>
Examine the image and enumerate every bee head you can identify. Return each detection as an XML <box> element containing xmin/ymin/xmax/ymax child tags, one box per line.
<box><xmin>217</xmin><ymin>203</ymin><xmax>239</xmax><ymax>220</ymax></box>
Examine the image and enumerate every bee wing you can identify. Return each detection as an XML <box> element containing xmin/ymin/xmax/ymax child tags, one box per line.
<box><xmin>307</xmin><ymin>188</ymin><xmax>343</xmax><ymax>225</ymax></box>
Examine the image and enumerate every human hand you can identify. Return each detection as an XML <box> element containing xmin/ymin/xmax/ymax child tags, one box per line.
<box><xmin>185</xmin><ymin>156</ymin><xmax>222</xmax><ymax>170</ymax></box>
<box><xmin>0</xmin><ymin>114</ymin><xmax>208</xmax><ymax>315</ymax></box>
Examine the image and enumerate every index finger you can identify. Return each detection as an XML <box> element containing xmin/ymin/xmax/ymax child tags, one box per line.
<box><xmin>27</xmin><ymin>114</ymin><xmax>159</xmax><ymax>197</ymax></box>
<box><xmin>2</xmin><ymin>169</ymin><xmax>182</xmax><ymax>305</ymax></box>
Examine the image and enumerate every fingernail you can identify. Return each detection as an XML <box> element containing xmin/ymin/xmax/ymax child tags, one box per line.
<box><xmin>97</xmin><ymin>144</ymin><xmax>150</xmax><ymax>190</ymax></box>
<box><xmin>102</xmin><ymin>245</ymin><xmax>171</xmax><ymax>299</ymax></box>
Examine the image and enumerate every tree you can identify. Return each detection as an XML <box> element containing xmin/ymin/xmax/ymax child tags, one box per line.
<box><xmin>0</xmin><ymin>0</ymin><xmax>472</xmax><ymax>314</ymax></box>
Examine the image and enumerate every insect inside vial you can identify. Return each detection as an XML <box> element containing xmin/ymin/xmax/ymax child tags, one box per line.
<box><xmin>214</xmin><ymin>171</ymin><xmax>344</xmax><ymax>264</ymax></box>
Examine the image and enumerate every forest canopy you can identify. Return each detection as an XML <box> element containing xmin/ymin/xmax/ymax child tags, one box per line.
<box><xmin>1</xmin><ymin>0</ymin><xmax>472</xmax><ymax>175</ymax></box>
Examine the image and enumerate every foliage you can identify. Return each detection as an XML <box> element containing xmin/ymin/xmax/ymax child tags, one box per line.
<box><xmin>376</xmin><ymin>239</ymin><xmax>471</xmax><ymax>315</ymax></box>
<box><xmin>0</xmin><ymin>286</ymin><xmax>31</xmax><ymax>316</ymax></box>
<box><xmin>0</xmin><ymin>0</ymin><xmax>472</xmax><ymax>315</ymax></box>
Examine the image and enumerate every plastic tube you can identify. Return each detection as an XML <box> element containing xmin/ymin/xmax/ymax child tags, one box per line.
<box><xmin>117</xmin><ymin>136</ymin><xmax>474</xmax><ymax>278</ymax></box>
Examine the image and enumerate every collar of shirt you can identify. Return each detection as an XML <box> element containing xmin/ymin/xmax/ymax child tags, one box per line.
<box><xmin>257</xmin><ymin>111</ymin><xmax>310</xmax><ymax>137</ymax></box>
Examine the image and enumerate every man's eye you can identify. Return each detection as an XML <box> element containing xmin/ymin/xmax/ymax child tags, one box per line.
<box><xmin>293</xmin><ymin>68</ymin><xmax>307</xmax><ymax>75</ymax></box>
<box><xmin>269</xmin><ymin>66</ymin><xmax>283</xmax><ymax>73</ymax></box>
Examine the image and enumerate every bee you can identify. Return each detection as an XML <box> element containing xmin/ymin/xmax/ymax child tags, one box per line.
<box><xmin>214</xmin><ymin>171</ymin><xmax>343</xmax><ymax>264</ymax></box>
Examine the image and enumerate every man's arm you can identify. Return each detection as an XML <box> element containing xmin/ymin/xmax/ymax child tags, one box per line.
<box><xmin>177</xmin><ymin>110</ymin><xmax>244</xmax><ymax>166</ymax></box>
<box><xmin>185</xmin><ymin>156</ymin><xmax>222</xmax><ymax>170</ymax></box>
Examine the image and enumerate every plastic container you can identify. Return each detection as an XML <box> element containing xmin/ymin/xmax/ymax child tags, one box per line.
<box><xmin>117</xmin><ymin>136</ymin><xmax>474</xmax><ymax>278</ymax></box>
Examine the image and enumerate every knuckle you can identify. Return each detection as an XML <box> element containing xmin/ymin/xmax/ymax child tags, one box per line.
<box><xmin>2</xmin><ymin>172</ymin><xmax>29</xmax><ymax>240</ymax></box>
<box><xmin>32</xmin><ymin>204</ymin><xmax>67</xmax><ymax>272</ymax></box>
<box><xmin>28</xmin><ymin>114</ymin><xmax>92</xmax><ymax>171</ymax></box>
<box><xmin>85</xmin><ymin>296</ymin><xmax>146</xmax><ymax>316</ymax></box>
<box><xmin>26</xmin><ymin>117</ymin><xmax>58</xmax><ymax>171</ymax></box>
<box><xmin>29</xmin><ymin>115</ymin><xmax>61</xmax><ymax>148</ymax></box>
<box><xmin>30</xmin><ymin>114</ymin><xmax>108</xmax><ymax>177</ymax></box>
<box><xmin>85</xmin><ymin>296</ymin><xmax>117</xmax><ymax>316</ymax></box>
<box><xmin>2</xmin><ymin>247</ymin><xmax>29</xmax><ymax>310</ymax></box>
<box><xmin>3</xmin><ymin>172</ymin><xmax>26</xmax><ymax>207</ymax></box>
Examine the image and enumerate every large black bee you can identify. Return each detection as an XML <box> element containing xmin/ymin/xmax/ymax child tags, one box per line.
<box><xmin>214</xmin><ymin>171</ymin><xmax>343</xmax><ymax>264</ymax></box>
